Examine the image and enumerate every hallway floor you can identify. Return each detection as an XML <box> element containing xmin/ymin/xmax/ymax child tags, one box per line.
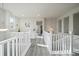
<box><xmin>25</xmin><ymin>44</ymin><xmax>51</xmax><ymax>56</ymax></box>
<box><xmin>25</xmin><ymin>38</ymin><xmax>51</xmax><ymax>56</ymax></box>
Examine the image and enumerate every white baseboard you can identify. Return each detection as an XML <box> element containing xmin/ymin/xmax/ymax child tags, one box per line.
<box><xmin>21</xmin><ymin>43</ymin><xmax>31</xmax><ymax>56</ymax></box>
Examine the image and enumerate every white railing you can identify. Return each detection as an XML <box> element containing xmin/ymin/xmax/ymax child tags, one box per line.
<box><xmin>0</xmin><ymin>32</ymin><xmax>31</xmax><ymax>56</ymax></box>
<box><xmin>43</xmin><ymin>31</ymin><xmax>73</xmax><ymax>55</ymax></box>
<box><xmin>52</xmin><ymin>33</ymin><xmax>73</xmax><ymax>54</ymax></box>
<box><xmin>72</xmin><ymin>35</ymin><xmax>79</xmax><ymax>53</ymax></box>
<box><xmin>43</xmin><ymin>31</ymin><xmax>52</xmax><ymax>54</ymax></box>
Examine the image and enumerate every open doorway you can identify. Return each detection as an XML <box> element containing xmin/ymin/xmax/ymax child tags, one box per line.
<box><xmin>36</xmin><ymin>21</ymin><xmax>43</xmax><ymax>36</ymax></box>
<box><xmin>73</xmin><ymin>12</ymin><xmax>79</xmax><ymax>35</ymax></box>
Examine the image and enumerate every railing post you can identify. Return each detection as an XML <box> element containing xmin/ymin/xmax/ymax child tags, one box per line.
<box><xmin>52</xmin><ymin>34</ymin><xmax>54</xmax><ymax>52</ymax></box>
<box><xmin>0</xmin><ymin>44</ymin><xmax>4</xmax><ymax>56</ymax></box>
<box><xmin>49</xmin><ymin>32</ymin><xmax>52</xmax><ymax>54</ymax></box>
<box><xmin>19</xmin><ymin>33</ymin><xmax>21</xmax><ymax>56</ymax></box>
<box><xmin>57</xmin><ymin>34</ymin><xmax>59</xmax><ymax>53</ymax></box>
<box><xmin>12</xmin><ymin>40</ymin><xmax>15</xmax><ymax>56</ymax></box>
<box><xmin>16</xmin><ymin>38</ymin><xmax>18</xmax><ymax>56</ymax></box>
<box><xmin>20</xmin><ymin>35</ymin><xmax>23</xmax><ymax>56</ymax></box>
<box><xmin>7</xmin><ymin>41</ymin><xmax>10</xmax><ymax>56</ymax></box>
<box><xmin>69</xmin><ymin>31</ymin><xmax>73</xmax><ymax>55</ymax></box>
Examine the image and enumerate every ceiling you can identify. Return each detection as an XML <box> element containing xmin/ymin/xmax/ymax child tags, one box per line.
<box><xmin>3</xmin><ymin>3</ymin><xmax>79</xmax><ymax>18</ymax></box>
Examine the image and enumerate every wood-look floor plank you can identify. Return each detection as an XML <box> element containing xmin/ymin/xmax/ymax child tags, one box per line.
<box><xmin>36</xmin><ymin>46</ymin><xmax>41</xmax><ymax>56</ymax></box>
<box><xmin>25</xmin><ymin>38</ymin><xmax>50</xmax><ymax>56</ymax></box>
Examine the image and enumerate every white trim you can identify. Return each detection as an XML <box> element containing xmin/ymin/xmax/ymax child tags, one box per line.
<box><xmin>0</xmin><ymin>45</ymin><xmax>4</xmax><ymax>56</ymax></box>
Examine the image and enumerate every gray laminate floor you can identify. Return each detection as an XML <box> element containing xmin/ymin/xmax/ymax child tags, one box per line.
<box><xmin>25</xmin><ymin>37</ymin><xmax>51</xmax><ymax>56</ymax></box>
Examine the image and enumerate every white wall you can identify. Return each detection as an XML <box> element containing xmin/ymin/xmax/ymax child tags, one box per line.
<box><xmin>0</xmin><ymin>8</ymin><xmax>6</xmax><ymax>29</ymax></box>
<box><xmin>18</xmin><ymin>17</ymin><xmax>44</xmax><ymax>39</ymax></box>
<box><xmin>0</xmin><ymin>8</ymin><xmax>9</xmax><ymax>41</ymax></box>
<box><xmin>5</xmin><ymin>11</ymin><xmax>17</xmax><ymax>32</ymax></box>
<box><xmin>0</xmin><ymin>7</ymin><xmax>18</xmax><ymax>41</ymax></box>
<box><xmin>0</xmin><ymin>3</ymin><xmax>3</xmax><ymax>8</ymax></box>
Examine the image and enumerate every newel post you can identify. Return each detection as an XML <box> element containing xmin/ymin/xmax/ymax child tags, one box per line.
<box><xmin>0</xmin><ymin>44</ymin><xmax>4</xmax><ymax>56</ymax></box>
<box><xmin>69</xmin><ymin>31</ymin><xmax>73</xmax><ymax>55</ymax></box>
<box><xmin>49</xmin><ymin>32</ymin><xmax>52</xmax><ymax>54</ymax></box>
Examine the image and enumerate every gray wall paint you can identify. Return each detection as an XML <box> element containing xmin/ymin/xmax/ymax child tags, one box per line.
<box><xmin>64</xmin><ymin>16</ymin><xmax>69</xmax><ymax>33</ymax></box>
<box><xmin>73</xmin><ymin>12</ymin><xmax>79</xmax><ymax>35</ymax></box>
<box><xmin>58</xmin><ymin>20</ymin><xmax>62</xmax><ymax>32</ymax></box>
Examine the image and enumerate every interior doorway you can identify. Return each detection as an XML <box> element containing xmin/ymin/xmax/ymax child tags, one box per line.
<box><xmin>36</xmin><ymin>21</ymin><xmax>43</xmax><ymax>36</ymax></box>
<box><xmin>73</xmin><ymin>12</ymin><xmax>79</xmax><ymax>35</ymax></box>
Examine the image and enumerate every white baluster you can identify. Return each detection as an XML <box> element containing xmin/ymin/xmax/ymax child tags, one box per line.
<box><xmin>64</xmin><ymin>35</ymin><xmax>66</xmax><ymax>53</ymax></box>
<box><xmin>2</xmin><ymin>44</ymin><xmax>4</xmax><ymax>56</ymax></box>
<box><xmin>0</xmin><ymin>44</ymin><xmax>4</xmax><ymax>56</ymax></box>
<box><xmin>65</xmin><ymin>35</ymin><xmax>67</xmax><ymax>53</ymax></box>
<box><xmin>50</xmin><ymin>32</ymin><xmax>52</xmax><ymax>54</ymax></box>
<box><xmin>16</xmin><ymin>38</ymin><xmax>18</xmax><ymax>56</ymax></box>
<box><xmin>65</xmin><ymin>35</ymin><xmax>66</xmax><ymax>54</ymax></box>
<box><xmin>23</xmin><ymin>33</ymin><xmax>24</xmax><ymax>53</ymax></box>
<box><xmin>53</xmin><ymin>34</ymin><xmax>54</xmax><ymax>51</ymax></box>
<box><xmin>56</xmin><ymin>34</ymin><xmax>57</xmax><ymax>52</ymax></box>
<box><xmin>62</xmin><ymin>34</ymin><xmax>64</xmax><ymax>53</ymax></box>
<box><xmin>58</xmin><ymin>34</ymin><xmax>59</xmax><ymax>53</ymax></box>
<box><xmin>22</xmin><ymin>33</ymin><xmax>24</xmax><ymax>55</ymax></box>
<box><xmin>17</xmin><ymin>33</ymin><xmax>19</xmax><ymax>56</ymax></box>
<box><xmin>60</xmin><ymin>34</ymin><xmax>62</xmax><ymax>52</ymax></box>
<box><xmin>59</xmin><ymin>34</ymin><xmax>60</xmax><ymax>52</ymax></box>
<box><xmin>7</xmin><ymin>41</ymin><xmax>10</xmax><ymax>56</ymax></box>
<box><xmin>19</xmin><ymin>38</ymin><xmax>21</xmax><ymax>56</ymax></box>
<box><xmin>12</xmin><ymin>40</ymin><xmax>15</xmax><ymax>56</ymax></box>
<box><xmin>60</xmin><ymin>34</ymin><xmax>62</xmax><ymax>53</ymax></box>
<box><xmin>69</xmin><ymin>31</ymin><xmax>73</xmax><ymax>54</ymax></box>
<box><xmin>19</xmin><ymin>34</ymin><xmax>21</xmax><ymax>56</ymax></box>
<box><xmin>57</xmin><ymin>34</ymin><xmax>58</xmax><ymax>51</ymax></box>
<box><xmin>63</xmin><ymin>34</ymin><xmax>65</xmax><ymax>53</ymax></box>
<box><xmin>66</xmin><ymin>35</ymin><xmax>67</xmax><ymax>54</ymax></box>
<box><xmin>59</xmin><ymin>34</ymin><xmax>60</xmax><ymax>53</ymax></box>
<box><xmin>64</xmin><ymin>34</ymin><xmax>66</xmax><ymax>53</ymax></box>
<box><xmin>20</xmin><ymin>37</ymin><xmax>22</xmax><ymax>56</ymax></box>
